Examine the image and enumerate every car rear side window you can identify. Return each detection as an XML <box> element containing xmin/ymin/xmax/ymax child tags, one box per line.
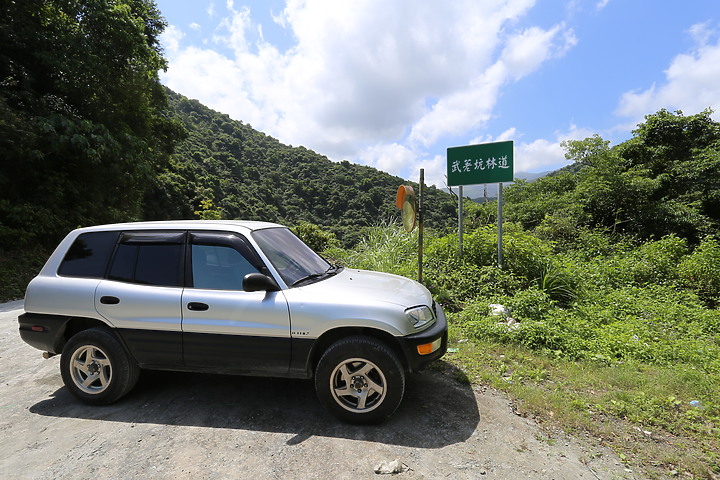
<box><xmin>58</xmin><ymin>231</ymin><xmax>120</xmax><ymax>278</ymax></box>
<box><xmin>107</xmin><ymin>232</ymin><xmax>184</xmax><ymax>287</ymax></box>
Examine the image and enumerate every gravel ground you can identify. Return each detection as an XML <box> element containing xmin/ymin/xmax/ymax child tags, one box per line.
<box><xmin>1</xmin><ymin>300</ymin><xmax>637</xmax><ymax>479</ymax></box>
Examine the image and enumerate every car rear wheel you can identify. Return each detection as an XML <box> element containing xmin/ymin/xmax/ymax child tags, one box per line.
<box><xmin>60</xmin><ymin>327</ymin><xmax>139</xmax><ymax>405</ymax></box>
<box><xmin>315</xmin><ymin>336</ymin><xmax>405</xmax><ymax>424</ymax></box>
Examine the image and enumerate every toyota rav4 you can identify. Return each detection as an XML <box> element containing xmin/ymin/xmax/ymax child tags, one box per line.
<box><xmin>18</xmin><ymin>220</ymin><xmax>447</xmax><ymax>423</ymax></box>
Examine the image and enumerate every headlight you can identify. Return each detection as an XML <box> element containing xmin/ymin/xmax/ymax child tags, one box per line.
<box><xmin>405</xmin><ymin>305</ymin><xmax>435</xmax><ymax>329</ymax></box>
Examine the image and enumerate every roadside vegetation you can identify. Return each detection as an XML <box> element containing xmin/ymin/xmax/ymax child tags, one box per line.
<box><xmin>323</xmin><ymin>221</ymin><xmax>719</xmax><ymax>479</ymax></box>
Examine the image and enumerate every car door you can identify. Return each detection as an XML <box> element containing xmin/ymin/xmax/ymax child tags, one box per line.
<box><xmin>95</xmin><ymin>231</ymin><xmax>185</xmax><ymax>367</ymax></box>
<box><xmin>181</xmin><ymin>232</ymin><xmax>291</xmax><ymax>374</ymax></box>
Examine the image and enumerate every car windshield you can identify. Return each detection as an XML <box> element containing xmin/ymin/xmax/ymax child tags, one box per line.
<box><xmin>252</xmin><ymin>227</ymin><xmax>332</xmax><ymax>287</ymax></box>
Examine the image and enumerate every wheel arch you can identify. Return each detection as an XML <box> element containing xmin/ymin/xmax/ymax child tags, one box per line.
<box><xmin>308</xmin><ymin>327</ymin><xmax>407</xmax><ymax>375</ymax></box>
<box><xmin>56</xmin><ymin>316</ymin><xmax>116</xmax><ymax>354</ymax></box>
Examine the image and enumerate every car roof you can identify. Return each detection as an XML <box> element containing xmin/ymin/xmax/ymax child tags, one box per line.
<box><xmin>72</xmin><ymin>220</ymin><xmax>284</xmax><ymax>235</ymax></box>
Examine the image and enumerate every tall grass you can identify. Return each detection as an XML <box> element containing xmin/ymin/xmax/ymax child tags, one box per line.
<box><xmin>326</xmin><ymin>221</ymin><xmax>418</xmax><ymax>279</ymax></box>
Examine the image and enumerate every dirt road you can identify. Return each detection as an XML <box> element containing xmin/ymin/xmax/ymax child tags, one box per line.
<box><xmin>0</xmin><ymin>301</ymin><xmax>636</xmax><ymax>479</ymax></box>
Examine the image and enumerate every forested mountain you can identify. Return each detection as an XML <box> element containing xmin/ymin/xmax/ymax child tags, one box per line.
<box><xmin>146</xmin><ymin>90</ymin><xmax>458</xmax><ymax>246</ymax></box>
<box><xmin>1</xmin><ymin>1</ymin><xmax>458</xmax><ymax>252</ymax></box>
<box><xmin>505</xmin><ymin>109</ymin><xmax>720</xmax><ymax>245</ymax></box>
<box><xmin>0</xmin><ymin>0</ymin><xmax>184</xmax><ymax>250</ymax></box>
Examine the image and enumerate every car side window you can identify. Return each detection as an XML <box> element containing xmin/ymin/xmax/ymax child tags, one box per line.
<box><xmin>107</xmin><ymin>232</ymin><xmax>184</xmax><ymax>287</ymax></box>
<box><xmin>190</xmin><ymin>233</ymin><xmax>262</xmax><ymax>290</ymax></box>
<box><xmin>58</xmin><ymin>231</ymin><xmax>120</xmax><ymax>278</ymax></box>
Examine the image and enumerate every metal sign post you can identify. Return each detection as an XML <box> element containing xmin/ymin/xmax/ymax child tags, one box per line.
<box><xmin>458</xmin><ymin>185</ymin><xmax>463</xmax><ymax>258</ymax></box>
<box><xmin>497</xmin><ymin>182</ymin><xmax>503</xmax><ymax>269</ymax></box>
<box><xmin>447</xmin><ymin>141</ymin><xmax>514</xmax><ymax>267</ymax></box>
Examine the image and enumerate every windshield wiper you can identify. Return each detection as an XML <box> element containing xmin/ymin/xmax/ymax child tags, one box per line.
<box><xmin>290</xmin><ymin>272</ymin><xmax>325</xmax><ymax>287</ymax></box>
<box><xmin>290</xmin><ymin>265</ymin><xmax>343</xmax><ymax>287</ymax></box>
<box><xmin>325</xmin><ymin>264</ymin><xmax>343</xmax><ymax>275</ymax></box>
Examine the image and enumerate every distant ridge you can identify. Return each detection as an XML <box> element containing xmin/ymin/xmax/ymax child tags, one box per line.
<box><xmin>446</xmin><ymin>170</ymin><xmax>552</xmax><ymax>202</ymax></box>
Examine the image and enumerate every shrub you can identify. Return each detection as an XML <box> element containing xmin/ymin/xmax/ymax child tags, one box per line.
<box><xmin>452</xmin><ymin>298</ymin><xmax>583</xmax><ymax>359</ymax></box>
<box><xmin>678</xmin><ymin>236</ymin><xmax>720</xmax><ymax>306</ymax></box>
<box><xmin>455</xmin><ymin>283</ymin><xmax>720</xmax><ymax>372</ymax></box>
<box><xmin>537</xmin><ymin>260</ymin><xmax>582</xmax><ymax>305</ymax></box>
<box><xmin>626</xmin><ymin>235</ymin><xmax>688</xmax><ymax>286</ymax></box>
<box><xmin>427</xmin><ymin>223</ymin><xmax>555</xmax><ymax>282</ymax></box>
<box><xmin>424</xmin><ymin>262</ymin><xmax>523</xmax><ymax>311</ymax></box>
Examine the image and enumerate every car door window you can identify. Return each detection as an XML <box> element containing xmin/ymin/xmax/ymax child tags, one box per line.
<box><xmin>191</xmin><ymin>244</ymin><xmax>260</xmax><ymax>290</ymax></box>
<box><xmin>107</xmin><ymin>232</ymin><xmax>184</xmax><ymax>287</ymax></box>
<box><xmin>57</xmin><ymin>231</ymin><xmax>120</xmax><ymax>278</ymax></box>
<box><xmin>189</xmin><ymin>233</ymin><xmax>263</xmax><ymax>291</ymax></box>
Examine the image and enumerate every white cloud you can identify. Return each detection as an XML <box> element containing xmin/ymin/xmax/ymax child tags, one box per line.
<box><xmin>279</xmin><ymin>0</ymin><xmax>521</xmax><ymax>147</ymax></box>
<box><xmin>501</xmin><ymin>24</ymin><xmax>577</xmax><ymax>80</ymax></box>
<box><xmin>496</xmin><ymin>128</ymin><xmax>518</xmax><ymax>142</ymax></box>
<box><xmin>689</xmin><ymin>21</ymin><xmax>714</xmax><ymax>45</ymax></box>
<box><xmin>162</xmin><ymin>46</ymin><xmax>267</xmax><ymax>126</ymax></box>
<box><xmin>617</xmin><ymin>23</ymin><xmax>720</xmax><ymax>122</ymax></box>
<box><xmin>516</xmin><ymin>139</ymin><xmax>565</xmax><ymax>171</ymax></box>
<box><xmin>161</xmin><ymin>25</ymin><xmax>184</xmax><ymax>56</ymax></box>
<box><xmin>358</xmin><ymin>143</ymin><xmax>415</xmax><ymax>177</ymax></box>
<box><xmin>514</xmin><ymin>124</ymin><xmax>595</xmax><ymax>171</ymax></box>
<box><xmin>596</xmin><ymin>0</ymin><xmax>611</xmax><ymax>11</ymax></box>
<box><xmin>418</xmin><ymin>154</ymin><xmax>449</xmax><ymax>190</ymax></box>
<box><xmin>407</xmin><ymin>22</ymin><xmax>575</xmax><ymax>149</ymax></box>
<box><xmin>160</xmin><ymin>0</ymin><xmax>581</xmax><ymax>186</ymax></box>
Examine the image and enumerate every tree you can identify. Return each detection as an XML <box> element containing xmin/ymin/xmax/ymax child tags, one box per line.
<box><xmin>0</xmin><ymin>0</ymin><xmax>184</xmax><ymax>248</ymax></box>
<box><xmin>506</xmin><ymin>110</ymin><xmax>720</xmax><ymax>243</ymax></box>
<box><xmin>615</xmin><ymin>109</ymin><xmax>720</xmax><ymax>240</ymax></box>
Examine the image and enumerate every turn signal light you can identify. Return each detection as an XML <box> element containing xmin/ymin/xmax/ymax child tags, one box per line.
<box><xmin>417</xmin><ymin>338</ymin><xmax>441</xmax><ymax>355</ymax></box>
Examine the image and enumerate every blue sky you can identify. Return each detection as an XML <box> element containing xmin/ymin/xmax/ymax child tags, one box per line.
<box><xmin>155</xmin><ymin>0</ymin><xmax>720</xmax><ymax>188</ymax></box>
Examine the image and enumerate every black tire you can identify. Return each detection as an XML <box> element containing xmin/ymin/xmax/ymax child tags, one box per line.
<box><xmin>315</xmin><ymin>336</ymin><xmax>405</xmax><ymax>424</ymax></box>
<box><xmin>60</xmin><ymin>327</ymin><xmax>139</xmax><ymax>405</ymax></box>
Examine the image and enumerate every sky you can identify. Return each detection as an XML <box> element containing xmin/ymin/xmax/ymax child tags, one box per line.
<box><xmin>155</xmin><ymin>0</ymin><xmax>720</xmax><ymax>188</ymax></box>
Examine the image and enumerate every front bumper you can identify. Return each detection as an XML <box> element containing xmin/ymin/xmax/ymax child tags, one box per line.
<box><xmin>397</xmin><ymin>303</ymin><xmax>448</xmax><ymax>372</ymax></box>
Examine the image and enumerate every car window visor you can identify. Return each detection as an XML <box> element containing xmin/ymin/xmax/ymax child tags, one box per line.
<box><xmin>190</xmin><ymin>232</ymin><xmax>238</xmax><ymax>246</ymax></box>
<box><xmin>120</xmin><ymin>232</ymin><xmax>186</xmax><ymax>245</ymax></box>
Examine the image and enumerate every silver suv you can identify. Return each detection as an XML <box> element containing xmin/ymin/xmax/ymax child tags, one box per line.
<box><xmin>18</xmin><ymin>220</ymin><xmax>447</xmax><ymax>423</ymax></box>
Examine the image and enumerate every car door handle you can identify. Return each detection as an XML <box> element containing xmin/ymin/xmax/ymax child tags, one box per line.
<box><xmin>100</xmin><ymin>296</ymin><xmax>120</xmax><ymax>305</ymax></box>
<box><xmin>187</xmin><ymin>302</ymin><xmax>209</xmax><ymax>311</ymax></box>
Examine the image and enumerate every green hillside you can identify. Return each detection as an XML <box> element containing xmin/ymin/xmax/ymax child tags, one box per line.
<box><xmin>146</xmin><ymin>90</ymin><xmax>458</xmax><ymax>246</ymax></box>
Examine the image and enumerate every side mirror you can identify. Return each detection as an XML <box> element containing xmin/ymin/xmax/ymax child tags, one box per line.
<box><xmin>243</xmin><ymin>273</ymin><xmax>280</xmax><ymax>292</ymax></box>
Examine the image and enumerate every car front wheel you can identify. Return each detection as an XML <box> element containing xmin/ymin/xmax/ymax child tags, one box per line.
<box><xmin>315</xmin><ymin>336</ymin><xmax>405</xmax><ymax>424</ymax></box>
<box><xmin>60</xmin><ymin>327</ymin><xmax>139</xmax><ymax>405</ymax></box>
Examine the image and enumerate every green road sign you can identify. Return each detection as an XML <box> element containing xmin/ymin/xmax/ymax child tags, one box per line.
<box><xmin>447</xmin><ymin>140</ymin><xmax>514</xmax><ymax>186</ymax></box>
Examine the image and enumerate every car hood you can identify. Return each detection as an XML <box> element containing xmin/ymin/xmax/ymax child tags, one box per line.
<box><xmin>297</xmin><ymin>268</ymin><xmax>433</xmax><ymax>308</ymax></box>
